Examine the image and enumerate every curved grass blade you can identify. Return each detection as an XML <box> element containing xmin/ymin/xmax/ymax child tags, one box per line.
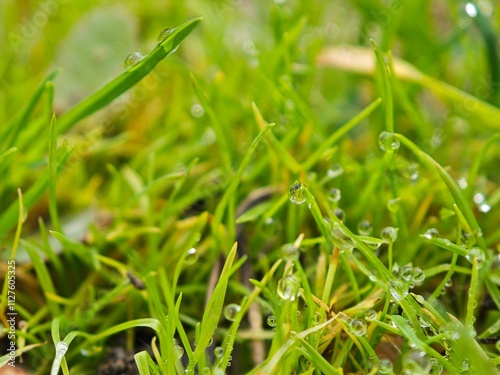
<box><xmin>58</xmin><ymin>17</ymin><xmax>202</xmax><ymax>133</ymax></box>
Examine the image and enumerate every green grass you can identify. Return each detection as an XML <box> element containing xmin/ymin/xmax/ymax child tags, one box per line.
<box><xmin>1</xmin><ymin>1</ymin><xmax>500</xmax><ymax>374</ymax></box>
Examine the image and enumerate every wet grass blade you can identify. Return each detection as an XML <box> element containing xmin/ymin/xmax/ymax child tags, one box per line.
<box><xmin>58</xmin><ymin>17</ymin><xmax>202</xmax><ymax>133</ymax></box>
<box><xmin>187</xmin><ymin>242</ymin><xmax>239</xmax><ymax>373</ymax></box>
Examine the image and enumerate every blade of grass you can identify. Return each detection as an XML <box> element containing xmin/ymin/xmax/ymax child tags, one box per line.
<box><xmin>186</xmin><ymin>242</ymin><xmax>239</xmax><ymax>373</ymax></box>
<box><xmin>48</xmin><ymin>114</ymin><xmax>61</xmax><ymax>232</ymax></box>
<box><xmin>0</xmin><ymin>189</ymin><xmax>25</xmax><ymax>326</ymax></box>
<box><xmin>58</xmin><ymin>17</ymin><xmax>202</xmax><ymax>133</ymax></box>
<box><xmin>4</xmin><ymin>70</ymin><xmax>60</xmax><ymax>148</ymax></box>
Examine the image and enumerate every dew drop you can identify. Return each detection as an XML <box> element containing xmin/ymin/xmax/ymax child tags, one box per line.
<box><xmin>333</xmin><ymin>208</ymin><xmax>346</xmax><ymax>222</ymax></box>
<box><xmin>157</xmin><ymin>28</ymin><xmax>173</xmax><ymax>44</ymax></box>
<box><xmin>357</xmin><ymin>220</ymin><xmax>372</xmax><ymax>236</ymax></box>
<box><xmin>124</xmin><ymin>52</ymin><xmax>145</xmax><ymax>69</ymax></box>
<box><xmin>267</xmin><ymin>315</ymin><xmax>276</xmax><ymax>327</ymax></box>
<box><xmin>466</xmin><ymin>247</ymin><xmax>485</xmax><ymax>268</ymax></box>
<box><xmin>350</xmin><ymin>319</ymin><xmax>367</xmax><ymax>336</ymax></box>
<box><xmin>379</xmin><ymin>358</ymin><xmax>393</xmax><ymax>374</ymax></box>
<box><xmin>387</xmin><ymin>197</ymin><xmax>401</xmax><ymax>213</ymax></box>
<box><xmin>224</xmin><ymin>303</ymin><xmax>241</xmax><ymax>321</ymax></box>
<box><xmin>400</xmin><ymin>265</ymin><xmax>413</xmax><ymax>282</ymax></box>
<box><xmin>277</xmin><ymin>274</ymin><xmax>301</xmax><ymax>301</ymax></box>
<box><xmin>378</xmin><ymin>131</ymin><xmax>400</xmax><ymax>152</ymax></box>
<box><xmin>328</xmin><ymin>188</ymin><xmax>341</xmax><ymax>202</ymax></box>
<box><xmin>184</xmin><ymin>248</ymin><xmax>198</xmax><ymax>265</ymax></box>
<box><xmin>173</xmin><ymin>345</ymin><xmax>184</xmax><ymax>359</ymax></box>
<box><xmin>327</xmin><ymin>163</ymin><xmax>344</xmax><ymax>178</ymax></box>
<box><xmin>457</xmin><ymin>177</ymin><xmax>468</xmax><ymax>190</ymax></box>
<box><xmin>191</xmin><ymin>103</ymin><xmax>205</xmax><ymax>118</ymax></box>
<box><xmin>402</xmin><ymin>349</ymin><xmax>431</xmax><ymax>374</ymax></box>
<box><xmin>389</xmin><ymin>279</ymin><xmax>408</xmax><ymax>301</ymax></box>
<box><xmin>282</xmin><ymin>244</ymin><xmax>299</xmax><ymax>261</ymax></box>
<box><xmin>429</xmin><ymin>359</ymin><xmax>442</xmax><ymax>375</ymax></box>
<box><xmin>381</xmin><ymin>227</ymin><xmax>398</xmax><ymax>244</ymax></box>
<box><xmin>473</xmin><ymin>192</ymin><xmax>485</xmax><ymax>204</ymax></box>
<box><xmin>242</xmin><ymin>40</ymin><xmax>257</xmax><ymax>56</ymax></box>
<box><xmin>365</xmin><ymin>309</ymin><xmax>377</xmax><ymax>320</ymax></box>
<box><xmin>263</xmin><ymin>217</ymin><xmax>281</xmax><ymax>237</ymax></box>
<box><xmin>423</xmin><ymin>228</ymin><xmax>439</xmax><ymax>240</ymax></box>
<box><xmin>214</xmin><ymin>346</ymin><xmax>224</xmax><ymax>358</ymax></box>
<box><xmin>289</xmin><ymin>180</ymin><xmax>306</xmax><ymax>205</ymax></box>
<box><xmin>405</xmin><ymin>163</ymin><xmax>419</xmax><ymax>182</ymax></box>
<box><xmin>489</xmin><ymin>254</ymin><xmax>500</xmax><ymax>285</ymax></box>
<box><xmin>411</xmin><ymin>267</ymin><xmax>426</xmax><ymax>286</ymax></box>
<box><xmin>202</xmin><ymin>367</ymin><xmax>212</xmax><ymax>375</ymax></box>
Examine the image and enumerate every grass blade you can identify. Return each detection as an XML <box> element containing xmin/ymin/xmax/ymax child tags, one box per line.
<box><xmin>58</xmin><ymin>17</ymin><xmax>202</xmax><ymax>133</ymax></box>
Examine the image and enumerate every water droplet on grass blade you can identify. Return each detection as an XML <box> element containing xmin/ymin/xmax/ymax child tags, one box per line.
<box><xmin>379</xmin><ymin>359</ymin><xmax>393</xmax><ymax>374</ymax></box>
<box><xmin>173</xmin><ymin>345</ymin><xmax>184</xmax><ymax>359</ymax></box>
<box><xmin>423</xmin><ymin>228</ymin><xmax>439</xmax><ymax>240</ymax></box>
<box><xmin>267</xmin><ymin>315</ymin><xmax>276</xmax><ymax>327</ymax></box>
<box><xmin>289</xmin><ymin>180</ymin><xmax>306</xmax><ymax>204</ymax></box>
<box><xmin>378</xmin><ymin>131</ymin><xmax>400</xmax><ymax>152</ymax></box>
<box><xmin>429</xmin><ymin>358</ymin><xmax>443</xmax><ymax>374</ymax></box>
<box><xmin>405</xmin><ymin>163</ymin><xmax>419</xmax><ymax>182</ymax></box>
<box><xmin>224</xmin><ymin>303</ymin><xmax>240</xmax><ymax>321</ymax></box>
<box><xmin>387</xmin><ymin>197</ymin><xmax>401</xmax><ymax>213</ymax></box>
<box><xmin>411</xmin><ymin>267</ymin><xmax>426</xmax><ymax>285</ymax></box>
<box><xmin>389</xmin><ymin>279</ymin><xmax>408</xmax><ymax>301</ymax></box>
<box><xmin>403</xmin><ymin>349</ymin><xmax>431</xmax><ymax>374</ymax></box>
<box><xmin>328</xmin><ymin>188</ymin><xmax>341</xmax><ymax>202</ymax></box>
<box><xmin>281</xmin><ymin>244</ymin><xmax>299</xmax><ymax>261</ymax></box>
<box><xmin>184</xmin><ymin>248</ymin><xmax>198</xmax><ymax>265</ymax></box>
<box><xmin>191</xmin><ymin>103</ymin><xmax>204</xmax><ymax>118</ymax></box>
<box><xmin>157</xmin><ymin>28</ymin><xmax>173</xmax><ymax>44</ymax></box>
<box><xmin>350</xmin><ymin>319</ymin><xmax>367</xmax><ymax>336</ymax></box>
<box><xmin>400</xmin><ymin>265</ymin><xmax>413</xmax><ymax>281</ymax></box>
<box><xmin>124</xmin><ymin>52</ymin><xmax>145</xmax><ymax>69</ymax></box>
<box><xmin>457</xmin><ymin>177</ymin><xmax>468</xmax><ymax>189</ymax></box>
<box><xmin>327</xmin><ymin>163</ymin><xmax>344</xmax><ymax>178</ymax></box>
<box><xmin>277</xmin><ymin>274</ymin><xmax>301</xmax><ymax>301</ymax></box>
<box><xmin>214</xmin><ymin>346</ymin><xmax>224</xmax><ymax>358</ymax></box>
<box><xmin>365</xmin><ymin>309</ymin><xmax>377</xmax><ymax>320</ymax></box>
<box><xmin>466</xmin><ymin>247</ymin><xmax>485</xmax><ymax>268</ymax></box>
<box><xmin>333</xmin><ymin>208</ymin><xmax>346</xmax><ymax>222</ymax></box>
<box><xmin>381</xmin><ymin>227</ymin><xmax>398</xmax><ymax>243</ymax></box>
<box><xmin>357</xmin><ymin>220</ymin><xmax>372</xmax><ymax>236</ymax></box>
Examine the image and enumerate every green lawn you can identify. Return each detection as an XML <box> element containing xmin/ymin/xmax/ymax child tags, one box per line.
<box><xmin>1</xmin><ymin>0</ymin><xmax>499</xmax><ymax>374</ymax></box>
